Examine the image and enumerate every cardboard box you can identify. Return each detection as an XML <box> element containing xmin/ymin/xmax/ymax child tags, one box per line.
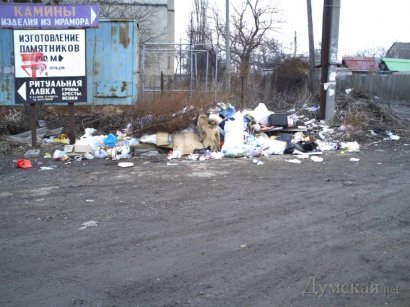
<box><xmin>156</xmin><ymin>132</ymin><xmax>172</xmax><ymax>148</ymax></box>
<box><xmin>172</xmin><ymin>132</ymin><xmax>204</xmax><ymax>155</ymax></box>
<box><xmin>64</xmin><ymin>145</ymin><xmax>74</xmax><ymax>153</ymax></box>
<box><xmin>74</xmin><ymin>144</ymin><xmax>92</xmax><ymax>153</ymax></box>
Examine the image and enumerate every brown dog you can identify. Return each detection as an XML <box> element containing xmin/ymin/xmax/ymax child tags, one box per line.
<box><xmin>197</xmin><ymin>114</ymin><xmax>221</xmax><ymax>152</ymax></box>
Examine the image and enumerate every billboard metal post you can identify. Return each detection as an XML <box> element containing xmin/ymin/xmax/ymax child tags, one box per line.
<box><xmin>4</xmin><ymin>3</ymin><xmax>98</xmax><ymax>147</ymax></box>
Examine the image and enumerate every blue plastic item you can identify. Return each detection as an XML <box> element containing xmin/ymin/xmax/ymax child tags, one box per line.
<box><xmin>103</xmin><ymin>133</ymin><xmax>118</xmax><ymax>147</ymax></box>
<box><xmin>219</xmin><ymin>106</ymin><xmax>236</xmax><ymax>119</ymax></box>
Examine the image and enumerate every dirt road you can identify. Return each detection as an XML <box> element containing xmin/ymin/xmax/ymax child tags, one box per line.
<box><xmin>0</xmin><ymin>143</ymin><xmax>409</xmax><ymax>306</ymax></box>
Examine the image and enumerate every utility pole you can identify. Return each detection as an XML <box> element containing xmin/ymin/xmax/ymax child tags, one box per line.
<box><xmin>319</xmin><ymin>0</ymin><xmax>341</xmax><ymax>120</ymax></box>
<box><xmin>306</xmin><ymin>0</ymin><xmax>316</xmax><ymax>94</ymax></box>
<box><xmin>319</xmin><ymin>0</ymin><xmax>331</xmax><ymax>120</ymax></box>
<box><xmin>225</xmin><ymin>0</ymin><xmax>231</xmax><ymax>92</ymax></box>
<box><xmin>325</xmin><ymin>0</ymin><xmax>340</xmax><ymax>121</ymax></box>
<box><xmin>294</xmin><ymin>31</ymin><xmax>297</xmax><ymax>57</ymax></box>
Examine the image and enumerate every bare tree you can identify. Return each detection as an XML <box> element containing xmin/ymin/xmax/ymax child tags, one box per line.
<box><xmin>99</xmin><ymin>1</ymin><xmax>167</xmax><ymax>45</ymax></box>
<box><xmin>189</xmin><ymin>0</ymin><xmax>210</xmax><ymax>45</ymax></box>
<box><xmin>185</xmin><ymin>0</ymin><xmax>219</xmax><ymax>88</ymax></box>
<box><xmin>214</xmin><ymin>0</ymin><xmax>281</xmax><ymax>107</ymax></box>
<box><xmin>252</xmin><ymin>38</ymin><xmax>286</xmax><ymax>71</ymax></box>
<box><xmin>353</xmin><ymin>47</ymin><xmax>387</xmax><ymax>59</ymax></box>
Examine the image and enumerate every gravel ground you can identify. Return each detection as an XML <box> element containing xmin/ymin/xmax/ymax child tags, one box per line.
<box><xmin>0</xmin><ymin>142</ymin><xmax>409</xmax><ymax>307</ymax></box>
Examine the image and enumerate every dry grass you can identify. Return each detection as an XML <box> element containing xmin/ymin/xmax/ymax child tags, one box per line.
<box><xmin>0</xmin><ymin>107</ymin><xmax>26</xmax><ymax>135</ymax></box>
<box><xmin>131</xmin><ymin>92</ymin><xmax>218</xmax><ymax>136</ymax></box>
<box><xmin>333</xmin><ymin>89</ymin><xmax>410</xmax><ymax>142</ymax></box>
<box><xmin>0</xmin><ymin>92</ymin><xmax>221</xmax><ymax>137</ymax></box>
<box><xmin>335</xmin><ymin>89</ymin><xmax>408</xmax><ymax>131</ymax></box>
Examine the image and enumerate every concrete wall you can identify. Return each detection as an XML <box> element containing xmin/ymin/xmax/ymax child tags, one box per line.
<box><xmin>140</xmin><ymin>0</ymin><xmax>175</xmax><ymax>89</ymax></box>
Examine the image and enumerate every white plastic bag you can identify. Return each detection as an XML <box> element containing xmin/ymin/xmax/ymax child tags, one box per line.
<box><xmin>80</xmin><ymin>128</ymin><xmax>96</xmax><ymax>139</ymax></box>
<box><xmin>84</xmin><ymin>152</ymin><xmax>95</xmax><ymax>160</ymax></box>
<box><xmin>341</xmin><ymin>141</ymin><xmax>360</xmax><ymax>152</ymax></box>
<box><xmin>168</xmin><ymin>150</ymin><xmax>182</xmax><ymax>160</ymax></box>
<box><xmin>94</xmin><ymin>148</ymin><xmax>107</xmax><ymax>159</ymax></box>
<box><xmin>53</xmin><ymin>150</ymin><xmax>66</xmax><ymax>160</ymax></box>
<box><xmin>222</xmin><ymin>119</ymin><xmax>244</xmax><ymax>151</ymax></box>
<box><xmin>264</xmin><ymin>139</ymin><xmax>287</xmax><ymax>155</ymax></box>
<box><xmin>251</xmin><ymin>103</ymin><xmax>272</xmax><ymax>126</ymax></box>
<box><xmin>222</xmin><ymin>147</ymin><xmax>246</xmax><ymax>158</ymax></box>
<box><xmin>140</xmin><ymin>134</ymin><xmax>157</xmax><ymax>144</ymax></box>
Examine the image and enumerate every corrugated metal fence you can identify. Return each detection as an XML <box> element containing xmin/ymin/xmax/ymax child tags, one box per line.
<box><xmin>0</xmin><ymin>29</ymin><xmax>14</xmax><ymax>105</ymax></box>
<box><xmin>0</xmin><ymin>18</ymin><xmax>138</xmax><ymax>106</ymax></box>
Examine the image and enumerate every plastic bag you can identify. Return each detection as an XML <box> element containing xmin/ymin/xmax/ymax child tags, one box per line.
<box><xmin>264</xmin><ymin>139</ymin><xmax>287</xmax><ymax>155</ymax></box>
<box><xmin>88</xmin><ymin>135</ymin><xmax>106</xmax><ymax>152</ymax></box>
<box><xmin>103</xmin><ymin>133</ymin><xmax>118</xmax><ymax>148</ymax></box>
<box><xmin>139</xmin><ymin>134</ymin><xmax>157</xmax><ymax>144</ymax></box>
<box><xmin>53</xmin><ymin>150</ymin><xmax>68</xmax><ymax>161</ymax></box>
<box><xmin>222</xmin><ymin>147</ymin><xmax>246</xmax><ymax>158</ymax></box>
<box><xmin>386</xmin><ymin>131</ymin><xmax>400</xmax><ymax>140</ymax></box>
<box><xmin>16</xmin><ymin>159</ymin><xmax>32</xmax><ymax>169</ymax></box>
<box><xmin>80</xmin><ymin>128</ymin><xmax>96</xmax><ymax>139</ymax></box>
<box><xmin>128</xmin><ymin>138</ymin><xmax>139</xmax><ymax>146</ymax></box>
<box><xmin>94</xmin><ymin>148</ymin><xmax>107</xmax><ymax>159</ymax></box>
<box><xmin>119</xmin><ymin>140</ymin><xmax>131</xmax><ymax>159</ymax></box>
<box><xmin>245</xmin><ymin>147</ymin><xmax>263</xmax><ymax>158</ymax></box>
<box><xmin>84</xmin><ymin>152</ymin><xmax>95</xmax><ymax>160</ymax></box>
<box><xmin>251</xmin><ymin>103</ymin><xmax>272</xmax><ymax>126</ymax></box>
<box><xmin>222</xmin><ymin>119</ymin><xmax>244</xmax><ymax>152</ymax></box>
<box><xmin>220</xmin><ymin>107</ymin><xmax>236</xmax><ymax>119</ymax></box>
<box><xmin>51</xmin><ymin>134</ymin><xmax>69</xmax><ymax>144</ymax></box>
<box><xmin>167</xmin><ymin>150</ymin><xmax>182</xmax><ymax>160</ymax></box>
<box><xmin>341</xmin><ymin>141</ymin><xmax>360</xmax><ymax>152</ymax></box>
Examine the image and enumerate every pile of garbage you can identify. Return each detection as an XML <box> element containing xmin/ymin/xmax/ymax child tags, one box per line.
<box><xmin>50</xmin><ymin>102</ymin><xmax>368</xmax><ymax>163</ymax></box>
<box><xmin>8</xmin><ymin>94</ymin><xmax>407</xmax><ymax>167</ymax></box>
<box><xmin>50</xmin><ymin>127</ymin><xmax>138</xmax><ymax>161</ymax></box>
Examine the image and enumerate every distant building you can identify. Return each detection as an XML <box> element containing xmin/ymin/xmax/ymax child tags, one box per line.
<box><xmin>379</xmin><ymin>58</ymin><xmax>410</xmax><ymax>72</ymax></box>
<box><xmin>386</xmin><ymin>42</ymin><xmax>410</xmax><ymax>59</ymax></box>
<box><xmin>342</xmin><ymin>57</ymin><xmax>379</xmax><ymax>73</ymax></box>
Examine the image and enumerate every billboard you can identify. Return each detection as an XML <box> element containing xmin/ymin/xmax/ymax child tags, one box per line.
<box><xmin>14</xmin><ymin>29</ymin><xmax>86</xmax><ymax>103</ymax></box>
<box><xmin>15</xmin><ymin>77</ymin><xmax>87</xmax><ymax>104</ymax></box>
<box><xmin>0</xmin><ymin>4</ymin><xmax>98</xmax><ymax>29</ymax></box>
<box><xmin>14</xmin><ymin>29</ymin><xmax>85</xmax><ymax>78</ymax></box>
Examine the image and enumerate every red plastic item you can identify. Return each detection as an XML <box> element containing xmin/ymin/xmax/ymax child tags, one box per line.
<box><xmin>16</xmin><ymin>159</ymin><xmax>32</xmax><ymax>169</ymax></box>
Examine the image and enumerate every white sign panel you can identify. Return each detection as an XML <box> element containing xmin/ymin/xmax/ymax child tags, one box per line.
<box><xmin>13</xmin><ymin>29</ymin><xmax>85</xmax><ymax>78</ymax></box>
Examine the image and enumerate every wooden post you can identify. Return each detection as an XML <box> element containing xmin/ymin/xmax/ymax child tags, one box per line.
<box><xmin>30</xmin><ymin>103</ymin><xmax>37</xmax><ymax>148</ymax></box>
<box><xmin>68</xmin><ymin>102</ymin><xmax>76</xmax><ymax>144</ymax></box>
<box><xmin>160</xmin><ymin>71</ymin><xmax>164</xmax><ymax>94</ymax></box>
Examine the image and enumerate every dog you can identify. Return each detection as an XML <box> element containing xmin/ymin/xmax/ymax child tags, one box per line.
<box><xmin>197</xmin><ymin>114</ymin><xmax>221</xmax><ymax>152</ymax></box>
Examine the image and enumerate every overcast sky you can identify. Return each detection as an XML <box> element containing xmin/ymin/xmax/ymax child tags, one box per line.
<box><xmin>174</xmin><ymin>0</ymin><xmax>410</xmax><ymax>59</ymax></box>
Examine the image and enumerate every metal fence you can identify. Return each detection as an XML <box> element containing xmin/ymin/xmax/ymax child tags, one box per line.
<box><xmin>140</xmin><ymin>43</ymin><xmax>219</xmax><ymax>96</ymax></box>
<box><xmin>336</xmin><ymin>73</ymin><xmax>410</xmax><ymax>102</ymax></box>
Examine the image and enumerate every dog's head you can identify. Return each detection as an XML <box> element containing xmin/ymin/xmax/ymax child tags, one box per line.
<box><xmin>208</xmin><ymin>114</ymin><xmax>222</xmax><ymax>128</ymax></box>
<box><xmin>208</xmin><ymin>120</ymin><xmax>219</xmax><ymax>128</ymax></box>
